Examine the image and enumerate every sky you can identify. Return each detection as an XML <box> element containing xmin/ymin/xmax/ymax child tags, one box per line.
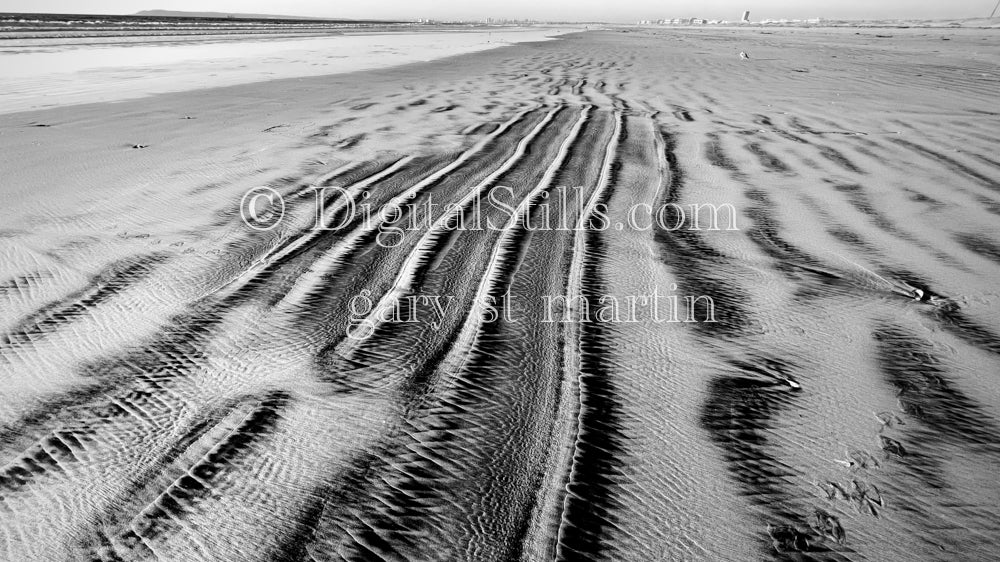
<box><xmin>2</xmin><ymin>0</ymin><xmax>995</xmax><ymax>23</ymax></box>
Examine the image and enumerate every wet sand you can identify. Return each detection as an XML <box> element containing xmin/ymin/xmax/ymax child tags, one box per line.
<box><xmin>1</xmin><ymin>27</ymin><xmax>999</xmax><ymax>561</ymax></box>
<box><xmin>0</xmin><ymin>28</ymin><xmax>568</xmax><ymax>113</ymax></box>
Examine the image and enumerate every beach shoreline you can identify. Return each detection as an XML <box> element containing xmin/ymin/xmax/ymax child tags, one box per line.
<box><xmin>0</xmin><ymin>27</ymin><xmax>576</xmax><ymax>114</ymax></box>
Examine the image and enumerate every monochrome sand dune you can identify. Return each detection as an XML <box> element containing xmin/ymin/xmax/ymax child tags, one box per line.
<box><xmin>1</xmin><ymin>26</ymin><xmax>999</xmax><ymax>560</ymax></box>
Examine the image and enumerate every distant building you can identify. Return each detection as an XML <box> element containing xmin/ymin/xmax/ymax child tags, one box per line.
<box><xmin>741</xmin><ymin>10</ymin><xmax>751</xmax><ymax>23</ymax></box>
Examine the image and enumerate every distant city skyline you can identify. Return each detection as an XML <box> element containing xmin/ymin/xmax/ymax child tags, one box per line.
<box><xmin>1</xmin><ymin>0</ymin><xmax>995</xmax><ymax>23</ymax></box>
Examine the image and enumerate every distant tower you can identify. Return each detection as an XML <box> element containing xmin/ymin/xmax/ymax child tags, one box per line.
<box><xmin>741</xmin><ymin>10</ymin><xmax>751</xmax><ymax>23</ymax></box>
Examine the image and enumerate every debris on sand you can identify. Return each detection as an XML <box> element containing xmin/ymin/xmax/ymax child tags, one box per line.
<box><xmin>767</xmin><ymin>523</ymin><xmax>811</xmax><ymax>552</ymax></box>
<box><xmin>811</xmin><ymin>509</ymin><xmax>847</xmax><ymax>545</ymax></box>
<box><xmin>879</xmin><ymin>435</ymin><xmax>908</xmax><ymax>458</ymax></box>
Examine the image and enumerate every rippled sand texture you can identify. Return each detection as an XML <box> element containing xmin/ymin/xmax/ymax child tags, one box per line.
<box><xmin>1</xmin><ymin>27</ymin><xmax>999</xmax><ymax>561</ymax></box>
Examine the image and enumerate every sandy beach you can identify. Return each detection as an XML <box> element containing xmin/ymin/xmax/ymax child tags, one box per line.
<box><xmin>1</xmin><ymin>24</ymin><xmax>999</xmax><ymax>561</ymax></box>
<box><xmin>0</xmin><ymin>28</ymin><xmax>569</xmax><ymax>113</ymax></box>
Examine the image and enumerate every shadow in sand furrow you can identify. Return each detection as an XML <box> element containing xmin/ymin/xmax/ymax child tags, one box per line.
<box><xmin>0</xmin><ymin>302</ymin><xmax>230</xmax><ymax>476</ymax></box>
<box><xmin>344</xmin><ymin>110</ymin><xmax>591</xmax><ymax>390</ymax></box>
<box><xmin>301</xmin><ymin>331</ymin><xmax>505</xmax><ymax>557</ymax></box>
<box><xmin>774</xmin><ymin>129</ymin><xmax>810</xmax><ymax>146</ymax></box>
<box><xmin>301</xmin><ymin>106</ymin><xmax>590</xmax><ymax>556</ymax></box>
<box><xmin>814</xmin><ymin>219</ymin><xmax>1000</xmax><ymax>358</ymax></box>
<box><xmin>871</xmin><ymin>140</ymin><xmax>1000</xmax><ymax>216</ymax></box>
<box><xmin>652</xmin><ymin>130</ymin><xmax>754</xmax><ymax>336</ymax></box>
<box><xmin>874</xmin><ymin>325</ymin><xmax>1000</xmax><ymax>454</ymax></box>
<box><xmin>704</xmin><ymin>132</ymin><xmax>742</xmax><ymax>175</ymax></box>
<box><xmin>549</xmin><ymin>78</ymin><xmax>567</xmax><ymax>96</ymax></box>
<box><xmin>309</xmin><ymin>158</ymin><xmax>404</xmax><ymax>191</ymax></box>
<box><xmin>462</xmin><ymin>122</ymin><xmax>500</xmax><ymax>136</ymax></box>
<box><xmin>753</xmin><ymin>115</ymin><xmax>809</xmax><ymax>145</ymax></box>
<box><xmin>208</xmin><ymin>159</ymin><xmax>399</xmax><ymax>269</ymax></box>
<box><xmin>0</xmin><ymin>385</ymin><xmax>121</xmax><ymax>453</ymax></box>
<box><xmin>821</xmin><ymin>227</ymin><xmax>935</xmax><ymax>301</ymax></box>
<box><xmin>742</xmin><ymin>187</ymin><xmax>843</xmax><ymax>286</ymax></box>
<box><xmin>304</xmin><ymin>108</ymin><xmax>620</xmax><ymax>562</ymax></box>
<box><xmin>105</xmin><ymin>391</ymin><xmax>291</xmax><ymax>559</ymax></box>
<box><xmin>0</xmin><ymin>431</ymin><xmax>80</xmax><ymax>497</ymax></box>
<box><xmin>278</xmin><ymin>106</ymin><xmax>554</xmax><ymax>321</ymax></box>
<box><xmin>0</xmin><ymin>344</ymin><xmax>234</xmax><ymax>503</ymax></box>
<box><xmin>423</xmin><ymin>109</ymin><xmax>623</xmax><ymax>559</ymax></box>
<box><xmin>265</xmin><ymin>488</ymin><xmax>329</xmax><ymax>562</ymax></box>
<box><xmin>678</xmin><ymin>128</ymin><xmax>857</xmax><ymax>558</ymax></box>
<box><xmin>870</xmin><ymin>324</ymin><xmax>1000</xmax><ymax>554</ymax></box>
<box><xmin>851</xmin><ymin>143</ymin><xmax>883</xmax><ymax>164</ymax></box>
<box><xmin>831</xmin><ymin>182</ymin><xmax>906</xmax><ymax>236</ymax></box>
<box><xmin>608</xmin><ymin>95</ymin><xmax>631</xmax><ymax>114</ymax></box>
<box><xmin>978</xmin><ymin>199</ymin><xmax>1000</xmax><ymax>217</ymax></box>
<box><xmin>262</xmin><ymin>155</ymin><xmax>466</xmax><ymax>307</ymax></box>
<box><xmin>787</xmin><ymin>116</ymin><xmax>843</xmax><ymax>138</ymax></box>
<box><xmin>0</xmin><ymin>270</ymin><xmax>50</xmax><ymax>296</ymax></box>
<box><xmin>226</xmin><ymin>108</ymin><xmax>555</xmax><ymax>313</ymax></box>
<box><xmin>891</xmin><ymin>138</ymin><xmax>1000</xmax><ymax>194</ymax></box>
<box><xmin>218</xmin><ymin>155</ymin><xmax>440</xmax><ymax>307</ymax></box>
<box><xmin>969</xmin><ymin>152</ymin><xmax>1000</xmax><ymax>172</ymax></box>
<box><xmin>954</xmin><ymin>232</ymin><xmax>1000</xmax><ymax>267</ymax></box>
<box><xmin>829</xmin><ymin>182</ymin><xmax>959</xmax><ymax>266</ymax></box>
<box><xmin>810</xmin><ymin>205</ymin><xmax>956</xmax><ymax>307</ymax></box>
<box><xmin>870</xmin><ymin>264</ymin><xmax>1000</xmax><ymax>358</ymax></box>
<box><xmin>333</xmin><ymin>105</ymin><xmax>576</xmax><ymax>359</ymax></box>
<box><xmin>744</xmin><ymin>142</ymin><xmax>794</xmax><ymax>175</ymax></box>
<box><xmin>816</xmin><ymin>146</ymin><xmax>865</xmax><ymax>175</ymax></box>
<box><xmin>927</xmin><ymin>302</ymin><xmax>1000</xmax><ymax>358</ymax></box>
<box><xmin>107</xmin><ymin>390</ymin><xmax>291</xmax><ymax>558</ymax></box>
<box><xmin>900</xmin><ymin>186</ymin><xmax>944</xmax><ymax>209</ymax></box>
<box><xmin>701</xmin><ymin>358</ymin><xmax>853</xmax><ymax>559</ymax></box>
<box><xmin>528</xmin><ymin>111</ymin><xmax>625</xmax><ymax>562</ymax></box>
<box><xmin>70</xmin><ymin>400</ymin><xmax>239</xmax><ymax>557</ymax></box>
<box><xmin>672</xmin><ymin>106</ymin><xmax>694</xmax><ymax>122</ymax></box>
<box><xmin>235</xmin><ymin>106</ymin><xmax>544</xmax><ymax>313</ymax></box>
<box><xmin>554</xmin><ymin>194</ymin><xmax>626</xmax><ymax>562</ymax></box>
<box><xmin>333</xmin><ymin>133</ymin><xmax>366</xmax><ymax>150</ymax></box>
<box><xmin>302</xmin><ymin>109</ymin><xmax>572</xmax><ymax>395</ymax></box>
<box><xmin>300</xmin><ymin>423</ymin><xmax>462</xmax><ymax>561</ymax></box>
<box><xmin>1</xmin><ymin>254</ymin><xmax>167</xmax><ymax>348</ymax></box>
<box><xmin>825</xmin><ymin>226</ymin><xmax>878</xmax><ymax>256</ymax></box>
